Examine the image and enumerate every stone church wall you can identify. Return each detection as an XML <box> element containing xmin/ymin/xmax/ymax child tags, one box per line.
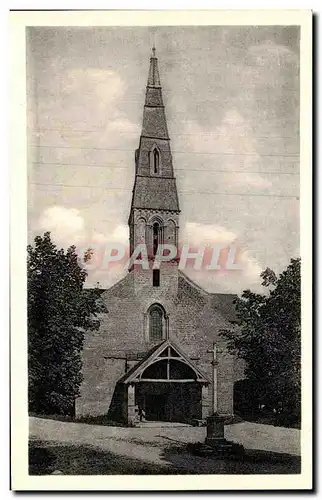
<box><xmin>77</xmin><ymin>267</ymin><xmax>242</xmax><ymax>419</ymax></box>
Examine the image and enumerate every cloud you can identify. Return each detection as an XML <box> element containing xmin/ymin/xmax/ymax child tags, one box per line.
<box><xmin>238</xmin><ymin>251</ymin><xmax>263</xmax><ymax>280</ymax></box>
<box><xmin>182</xmin><ymin>222</ymin><xmax>236</xmax><ymax>246</ymax></box>
<box><xmin>181</xmin><ymin>221</ymin><xmax>263</xmax><ymax>294</ymax></box>
<box><xmin>247</xmin><ymin>40</ymin><xmax>298</xmax><ymax>67</ymax></box>
<box><xmin>36</xmin><ymin>208</ymin><xmax>263</xmax><ymax>293</ymax></box>
<box><xmin>38</xmin><ymin>206</ymin><xmax>85</xmax><ymax>245</ymax></box>
<box><xmin>37</xmin><ymin>205</ymin><xmax>128</xmax><ymax>250</ymax></box>
<box><xmin>63</xmin><ymin>68</ymin><xmax>125</xmax><ymax>111</ymax></box>
<box><xmin>36</xmin><ymin>205</ymin><xmax>129</xmax><ymax>288</ymax></box>
<box><xmin>183</xmin><ymin>111</ymin><xmax>272</xmax><ymax>191</ymax></box>
<box><xmin>90</xmin><ymin>224</ymin><xmax>128</xmax><ymax>246</ymax></box>
<box><xmin>36</xmin><ymin>65</ymin><xmax>140</xmax><ymax>151</ymax></box>
<box><xmin>107</xmin><ymin>117</ymin><xmax>139</xmax><ymax>134</ymax></box>
<box><xmin>30</xmin><ymin>30</ymin><xmax>299</xmax><ymax>294</ymax></box>
<box><xmin>235</xmin><ymin>40</ymin><xmax>299</xmax><ymax>93</ymax></box>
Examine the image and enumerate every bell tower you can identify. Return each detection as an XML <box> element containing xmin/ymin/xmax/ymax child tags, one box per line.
<box><xmin>128</xmin><ymin>47</ymin><xmax>180</xmax><ymax>262</ymax></box>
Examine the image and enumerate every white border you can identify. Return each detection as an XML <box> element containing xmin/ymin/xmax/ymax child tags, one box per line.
<box><xmin>9</xmin><ymin>9</ymin><xmax>312</xmax><ymax>491</ymax></box>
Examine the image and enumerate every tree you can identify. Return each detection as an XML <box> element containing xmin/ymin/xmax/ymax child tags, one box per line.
<box><xmin>28</xmin><ymin>232</ymin><xmax>106</xmax><ymax>415</ymax></box>
<box><xmin>221</xmin><ymin>258</ymin><xmax>301</xmax><ymax>425</ymax></box>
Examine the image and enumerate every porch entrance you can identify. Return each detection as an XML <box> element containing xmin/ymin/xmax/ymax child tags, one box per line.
<box><xmin>144</xmin><ymin>393</ymin><xmax>166</xmax><ymax>421</ymax></box>
<box><xmin>120</xmin><ymin>340</ymin><xmax>210</xmax><ymax>425</ymax></box>
<box><xmin>136</xmin><ymin>382</ymin><xmax>202</xmax><ymax>423</ymax></box>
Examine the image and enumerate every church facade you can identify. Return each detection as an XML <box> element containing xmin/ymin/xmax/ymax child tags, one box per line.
<box><xmin>77</xmin><ymin>49</ymin><xmax>242</xmax><ymax>425</ymax></box>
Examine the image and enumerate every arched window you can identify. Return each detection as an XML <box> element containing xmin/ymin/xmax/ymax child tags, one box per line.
<box><xmin>149</xmin><ymin>305</ymin><xmax>164</xmax><ymax>342</ymax></box>
<box><xmin>150</xmin><ymin>146</ymin><xmax>161</xmax><ymax>175</ymax></box>
<box><xmin>153</xmin><ymin>148</ymin><xmax>160</xmax><ymax>174</ymax></box>
<box><xmin>153</xmin><ymin>222</ymin><xmax>160</xmax><ymax>256</ymax></box>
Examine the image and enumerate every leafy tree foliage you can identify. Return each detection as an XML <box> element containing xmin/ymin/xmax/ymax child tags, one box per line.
<box><xmin>28</xmin><ymin>232</ymin><xmax>106</xmax><ymax>415</ymax></box>
<box><xmin>221</xmin><ymin>258</ymin><xmax>301</xmax><ymax>424</ymax></box>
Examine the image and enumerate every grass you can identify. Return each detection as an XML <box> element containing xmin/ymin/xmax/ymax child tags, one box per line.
<box><xmin>29</xmin><ymin>439</ymin><xmax>301</xmax><ymax>476</ymax></box>
<box><xmin>29</xmin><ymin>440</ymin><xmax>174</xmax><ymax>475</ymax></box>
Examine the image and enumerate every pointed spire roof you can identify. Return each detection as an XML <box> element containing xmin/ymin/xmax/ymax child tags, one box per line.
<box><xmin>143</xmin><ymin>47</ymin><xmax>167</xmax><ymax>132</ymax></box>
<box><xmin>147</xmin><ymin>46</ymin><xmax>161</xmax><ymax>88</ymax></box>
<box><xmin>129</xmin><ymin>48</ymin><xmax>180</xmax><ymax>214</ymax></box>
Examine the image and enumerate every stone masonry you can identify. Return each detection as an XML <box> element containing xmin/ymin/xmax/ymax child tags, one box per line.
<box><xmin>77</xmin><ymin>48</ymin><xmax>243</xmax><ymax>423</ymax></box>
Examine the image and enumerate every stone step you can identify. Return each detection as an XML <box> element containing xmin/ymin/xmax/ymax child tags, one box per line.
<box><xmin>136</xmin><ymin>420</ymin><xmax>192</xmax><ymax>428</ymax></box>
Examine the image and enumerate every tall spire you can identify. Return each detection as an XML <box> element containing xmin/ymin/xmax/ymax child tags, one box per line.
<box><xmin>129</xmin><ymin>48</ymin><xmax>180</xmax><ymax>225</ymax></box>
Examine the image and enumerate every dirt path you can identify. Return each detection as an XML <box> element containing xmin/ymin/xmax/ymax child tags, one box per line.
<box><xmin>30</xmin><ymin>417</ymin><xmax>300</xmax><ymax>456</ymax></box>
<box><xmin>29</xmin><ymin>417</ymin><xmax>301</xmax><ymax>474</ymax></box>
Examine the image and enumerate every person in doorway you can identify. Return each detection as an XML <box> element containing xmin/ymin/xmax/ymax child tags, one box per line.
<box><xmin>138</xmin><ymin>406</ymin><xmax>146</xmax><ymax>422</ymax></box>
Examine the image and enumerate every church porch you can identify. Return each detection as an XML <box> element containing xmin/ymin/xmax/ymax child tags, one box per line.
<box><xmin>119</xmin><ymin>340</ymin><xmax>210</xmax><ymax>426</ymax></box>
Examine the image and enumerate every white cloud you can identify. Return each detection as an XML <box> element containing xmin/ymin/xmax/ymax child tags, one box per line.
<box><xmin>36</xmin><ymin>206</ymin><xmax>129</xmax><ymax>288</ymax></box>
<box><xmin>38</xmin><ymin>205</ymin><xmax>129</xmax><ymax>248</ymax></box>
<box><xmin>107</xmin><ymin>117</ymin><xmax>139</xmax><ymax>134</ymax></box>
<box><xmin>238</xmin><ymin>251</ymin><xmax>263</xmax><ymax>280</ymax></box>
<box><xmin>63</xmin><ymin>68</ymin><xmax>125</xmax><ymax>110</ymax></box>
<box><xmin>236</xmin><ymin>40</ymin><xmax>299</xmax><ymax>92</ymax></box>
<box><xmin>247</xmin><ymin>40</ymin><xmax>298</xmax><ymax>66</ymax></box>
<box><xmin>36</xmin><ymin>208</ymin><xmax>263</xmax><ymax>293</ymax></box>
<box><xmin>90</xmin><ymin>224</ymin><xmax>128</xmax><ymax>246</ymax></box>
<box><xmin>182</xmin><ymin>222</ymin><xmax>236</xmax><ymax>246</ymax></box>
<box><xmin>36</xmin><ymin>66</ymin><xmax>139</xmax><ymax>151</ymax></box>
<box><xmin>181</xmin><ymin>221</ymin><xmax>263</xmax><ymax>294</ymax></box>
<box><xmin>183</xmin><ymin>110</ymin><xmax>272</xmax><ymax>191</ymax></box>
<box><xmin>38</xmin><ymin>206</ymin><xmax>85</xmax><ymax>245</ymax></box>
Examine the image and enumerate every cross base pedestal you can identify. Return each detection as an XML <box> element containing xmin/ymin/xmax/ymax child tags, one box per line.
<box><xmin>201</xmin><ymin>415</ymin><xmax>245</xmax><ymax>456</ymax></box>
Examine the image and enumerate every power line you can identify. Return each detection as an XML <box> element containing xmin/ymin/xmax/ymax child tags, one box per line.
<box><xmin>30</xmin><ymin>90</ymin><xmax>299</xmax><ymax>108</ymax></box>
<box><xmin>31</xmin><ymin>161</ymin><xmax>300</xmax><ymax>175</ymax></box>
<box><xmin>30</xmin><ymin>144</ymin><xmax>300</xmax><ymax>158</ymax></box>
<box><xmin>30</xmin><ymin>181</ymin><xmax>299</xmax><ymax>198</ymax></box>
<box><xmin>118</xmin><ymin>86</ymin><xmax>300</xmax><ymax>93</ymax></box>
<box><xmin>32</xmin><ymin>183</ymin><xmax>129</xmax><ymax>190</ymax></box>
<box><xmin>32</xmin><ymin>128</ymin><xmax>299</xmax><ymax>140</ymax></box>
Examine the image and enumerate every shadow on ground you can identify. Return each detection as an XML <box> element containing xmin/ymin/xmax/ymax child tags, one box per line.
<box><xmin>29</xmin><ymin>440</ymin><xmax>301</xmax><ymax>475</ymax></box>
<box><xmin>162</xmin><ymin>443</ymin><xmax>301</xmax><ymax>475</ymax></box>
<box><xmin>29</xmin><ymin>440</ymin><xmax>172</xmax><ymax>475</ymax></box>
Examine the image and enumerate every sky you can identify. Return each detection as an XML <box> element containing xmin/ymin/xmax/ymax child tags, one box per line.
<box><xmin>27</xmin><ymin>26</ymin><xmax>300</xmax><ymax>294</ymax></box>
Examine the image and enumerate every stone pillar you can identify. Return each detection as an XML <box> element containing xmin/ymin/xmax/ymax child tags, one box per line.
<box><xmin>127</xmin><ymin>384</ymin><xmax>136</xmax><ymax>426</ymax></box>
<box><xmin>201</xmin><ymin>384</ymin><xmax>209</xmax><ymax>420</ymax></box>
<box><xmin>205</xmin><ymin>415</ymin><xmax>226</xmax><ymax>446</ymax></box>
<box><xmin>217</xmin><ymin>351</ymin><xmax>234</xmax><ymax>416</ymax></box>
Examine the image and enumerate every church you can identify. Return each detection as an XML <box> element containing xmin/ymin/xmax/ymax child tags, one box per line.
<box><xmin>77</xmin><ymin>48</ymin><xmax>242</xmax><ymax>425</ymax></box>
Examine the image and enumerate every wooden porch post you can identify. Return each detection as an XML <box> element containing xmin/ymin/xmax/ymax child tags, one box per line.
<box><xmin>127</xmin><ymin>383</ymin><xmax>136</xmax><ymax>425</ymax></box>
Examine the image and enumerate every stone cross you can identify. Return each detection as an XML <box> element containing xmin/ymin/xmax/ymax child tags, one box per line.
<box><xmin>207</xmin><ymin>343</ymin><xmax>221</xmax><ymax>415</ymax></box>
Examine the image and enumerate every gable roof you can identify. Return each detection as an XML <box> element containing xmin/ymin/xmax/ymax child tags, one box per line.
<box><xmin>178</xmin><ymin>271</ymin><xmax>238</xmax><ymax>322</ymax></box>
<box><xmin>118</xmin><ymin>338</ymin><xmax>210</xmax><ymax>384</ymax></box>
